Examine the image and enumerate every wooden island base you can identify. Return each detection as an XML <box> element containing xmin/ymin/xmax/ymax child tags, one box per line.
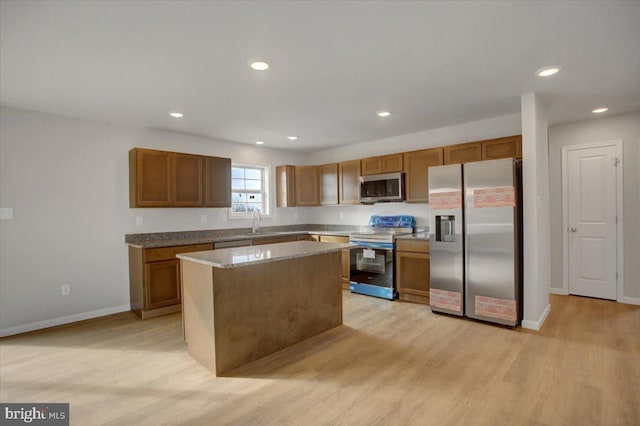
<box><xmin>181</xmin><ymin>250</ymin><xmax>343</xmax><ymax>376</ymax></box>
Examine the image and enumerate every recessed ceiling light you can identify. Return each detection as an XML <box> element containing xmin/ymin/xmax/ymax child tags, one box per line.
<box><xmin>255</xmin><ymin>140</ymin><xmax>265</xmax><ymax>145</ymax></box>
<box><xmin>536</xmin><ymin>66</ymin><xmax>561</xmax><ymax>77</ymax></box>
<box><xmin>169</xmin><ymin>112</ymin><xmax>184</xmax><ymax>118</ymax></box>
<box><xmin>377</xmin><ymin>111</ymin><xmax>391</xmax><ymax>117</ymax></box>
<box><xmin>250</xmin><ymin>61</ymin><xmax>269</xmax><ymax>71</ymax></box>
<box><xmin>592</xmin><ymin>107</ymin><xmax>609</xmax><ymax>114</ymax></box>
<box><xmin>287</xmin><ymin>136</ymin><xmax>298</xmax><ymax>140</ymax></box>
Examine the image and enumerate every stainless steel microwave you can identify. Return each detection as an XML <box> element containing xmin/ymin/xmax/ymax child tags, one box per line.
<box><xmin>359</xmin><ymin>172</ymin><xmax>405</xmax><ymax>203</ymax></box>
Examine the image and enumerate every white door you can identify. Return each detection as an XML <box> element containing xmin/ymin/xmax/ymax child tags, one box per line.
<box><xmin>566</xmin><ymin>145</ymin><xmax>618</xmax><ymax>300</ymax></box>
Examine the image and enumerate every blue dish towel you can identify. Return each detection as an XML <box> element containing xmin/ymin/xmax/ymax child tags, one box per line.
<box><xmin>368</xmin><ymin>215</ymin><xmax>416</xmax><ymax>228</ymax></box>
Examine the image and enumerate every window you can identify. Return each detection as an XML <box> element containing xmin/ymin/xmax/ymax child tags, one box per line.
<box><xmin>230</xmin><ymin>164</ymin><xmax>270</xmax><ymax>217</ymax></box>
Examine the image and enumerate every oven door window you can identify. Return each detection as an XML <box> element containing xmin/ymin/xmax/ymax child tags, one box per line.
<box><xmin>350</xmin><ymin>248</ymin><xmax>393</xmax><ymax>288</ymax></box>
<box><xmin>356</xmin><ymin>249</ymin><xmax>386</xmax><ymax>273</ymax></box>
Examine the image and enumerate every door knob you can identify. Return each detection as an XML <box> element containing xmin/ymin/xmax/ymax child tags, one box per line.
<box><xmin>570</xmin><ymin>227</ymin><xmax>577</xmax><ymax>232</ymax></box>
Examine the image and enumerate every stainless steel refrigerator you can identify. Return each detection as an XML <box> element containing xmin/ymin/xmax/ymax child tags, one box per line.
<box><xmin>428</xmin><ymin>158</ymin><xmax>522</xmax><ymax>326</ymax></box>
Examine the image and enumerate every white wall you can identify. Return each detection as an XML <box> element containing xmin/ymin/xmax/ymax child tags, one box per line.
<box><xmin>307</xmin><ymin>113</ymin><xmax>523</xmax><ymax>226</ymax></box>
<box><xmin>0</xmin><ymin>107</ymin><xmax>310</xmax><ymax>334</ymax></box>
<box><xmin>520</xmin><ymin>93</ymin><xmax>551</xmax><ymax>330</ymax></box>
<box><xmin>0</xmin><ymin>107</ymin><xmax>525</xmax><ymax>335</ymax></box>
<box><xmin>548</xmin><ymin>111</ymin><xmax>640</xmax><ymax>302</ymax></box>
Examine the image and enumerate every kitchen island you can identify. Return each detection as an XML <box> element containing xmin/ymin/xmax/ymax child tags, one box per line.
<box><xmin>177</xmin><ymin>241</ymin><xmax>352</xmax><ymax>376</ymax></box>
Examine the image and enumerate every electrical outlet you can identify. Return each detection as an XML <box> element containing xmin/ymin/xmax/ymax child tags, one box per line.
<box><xmin>200</xmin><ymin>215</ymin><xmax>207</xmax><ymax>223</ymax></box>
<box><xmin>136</xmin><ymin>216</ymin><xmax>143</xmax><ymax>226</ymax></box>
<box><xmin>61</xmin><ymin>284</ymin><xmax>71</xmax><ymax>296</ymax></box>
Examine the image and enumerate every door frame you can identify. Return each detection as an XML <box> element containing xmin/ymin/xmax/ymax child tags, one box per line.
<box><xmin>561</xmin><ymin>140</ymin><xmax>624</xmax><ymax>302</ymax></box>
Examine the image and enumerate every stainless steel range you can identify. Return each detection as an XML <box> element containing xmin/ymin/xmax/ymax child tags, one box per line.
<box><xmin>348</xmin><ymin>216</ymin><xmax>415</xmax><ymax>300</ymax></box>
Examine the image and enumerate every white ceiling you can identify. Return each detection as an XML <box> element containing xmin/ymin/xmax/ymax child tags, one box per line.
<box><xmin>1</xmin><ymin>1</ymin><xmax>639</xmax><ymax>152</ymax></box>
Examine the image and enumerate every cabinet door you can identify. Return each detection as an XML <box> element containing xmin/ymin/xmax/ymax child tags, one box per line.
<box><xmin>319</xmin><ymin>163</ymin><xmax>339</xmax><ymax>205</ymax></box>
<box><xmin>204</xmin><ymin>156</ymin><xmax>231</xmax><ymax>207</ymax></box>
<box><xmin>173</xmin><ymin>153</ymin><xmax>204</xmax><ymax>207</ymax></box>
<box><xmin>404</xmin><ymin>148</ymin><xmax>444</xmax><ymax>203</ymax></box>
<box><xmin>382</xmin><ymin>153</ymin><xmax>403</xmax><ymax>173</ymax></box>
<box><xmin>276</xmin><ymin>165</ymin><xmax>296</xmax><ymax>207</ymax></box>
<box><xmin>144</xmin><ymin>259</ymin><xmax>181</xmax><ymax>310</ymax></box>
<box><xmin>444</xmin><ymin>142</ymin><xmax>482</xmax><ymax>165</ymax></box>
<box><xmin>361</xmin><ymin>157</ymin><xmax>382</xmax><ymax>176</ymax></box>
<box><xmin>396</xmin><ymin>251</ymin><xmax>430</xmax><ymax>303</ymax></box>
<box><xmin>295</xmin><ymin>166</ymin><xmax>319</xmax><ymax>206</ymax></box>
<box><xmin>339</xmin><ymin>160</ymin><xmax>361</xmax><ymax>204</ymax></box>
<box><xmin>482</xmin><ymin>135</ymin><xmax>522</xmax><ymax>160</ymax></box>
<box><xmin>131</xmin><ymin>149</ymin><xmax>173</xmax><ymax>207</ymax></box>
<box><xmin>342</xmin><ymin>249</ymin><xmax>350</xmax><ymax>289</ymax></box>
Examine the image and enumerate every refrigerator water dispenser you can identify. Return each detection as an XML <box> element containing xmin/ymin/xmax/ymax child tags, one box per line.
<box><xmin>436</xmin><ymin>215</ymin><xmax>456</xmax><ymax>242</ymax></box>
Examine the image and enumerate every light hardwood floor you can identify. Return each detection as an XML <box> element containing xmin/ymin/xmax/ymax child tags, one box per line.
<box><xmin>1</xmin><ymin>293</ymin><xmax>638</xmax><ymax>425</ymax></box>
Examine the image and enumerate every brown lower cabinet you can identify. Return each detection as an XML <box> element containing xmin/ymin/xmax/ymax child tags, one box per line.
<box><xmin>310</xmin><ymin>235</ymin><xmax>351</xmax><ymax>289</ymax></box>
<box><xmin>129</xmin><ymin>243</ymin><xmax>212</xmax><ymax>319</ymax></box>
<box><xmin>129</xmin><ymin>234</ymin><xmax>351</xmax><ymax>319</ymax></box>
<box><xmin>395</xmin><ymin>239</ymin><xmax>430</xmax><ymax>304</ymax></box>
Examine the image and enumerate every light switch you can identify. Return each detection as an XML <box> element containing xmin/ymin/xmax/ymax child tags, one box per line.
<box><xmin>200</xmin><ymin>215</ymin><xmax>207</xmax><ymax>224</ymax></box>
<box><xmin>136</xmin><ymin>216</ymin><xmax>143</xmax><ymax>226</ymax></box>
<box><xmin>0</xmin><ymin>207</ymin><xmax>14</xmax><ymax>220</ymax></box>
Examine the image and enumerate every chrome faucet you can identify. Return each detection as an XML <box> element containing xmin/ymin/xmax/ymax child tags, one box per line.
<box><xmin>252</xmin><ymin>209</ymin><xmax>262</xmax><ymax>233</ymax></box>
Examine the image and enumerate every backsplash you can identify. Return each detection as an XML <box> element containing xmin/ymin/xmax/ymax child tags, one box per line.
<box><xmin>308</xmin><ymin>202</ymin><xmax>430</xmax><ymax>227</ymax></box>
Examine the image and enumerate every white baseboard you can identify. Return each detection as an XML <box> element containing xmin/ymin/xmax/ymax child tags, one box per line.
<box><xmin>620</xmin><ymin>296</ymin><xmax>640</xmax><ymax>306</ymax></box>
<box><xmin>549</xmin><ymin>287</ymin><xmax>568</xmax><ymax>295</ymax></box>
<box><xmin>521</xmin><ymin>303</ymin><xmax>551</xmax><ymax>331</ymax></box>
<box><xmin>0</xmin><ymin>304</ymin><xmax>131</xmax><ymax>338</ymax></box>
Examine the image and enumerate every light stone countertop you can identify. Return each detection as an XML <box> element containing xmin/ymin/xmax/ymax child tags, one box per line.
<box><xmin>177</xmin><ymin>241</ymin><xmax>354</xmax><ymax>269</ymax></box>
<box><xmin>125</xmin><ymin>226</ymin><xmax>358</xmax><ymax>248</ymax></box>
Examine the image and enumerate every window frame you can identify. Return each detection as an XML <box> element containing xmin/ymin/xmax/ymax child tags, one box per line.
<box><xmin>228</xmin><ymin>163</ymin><xmax>271</xmax><ymax>219</ymax></box>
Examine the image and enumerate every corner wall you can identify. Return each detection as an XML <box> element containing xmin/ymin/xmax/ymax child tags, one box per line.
<box><xmin>0</xmin><ymin>107</ymin><xmax>310</xmax><ymax>334</ymax></box>
<box><xmin>548</xmin><ymin>111</ymin><xmax>640</xmax><ymax>302</ymax></box>
<box><xmin>521</xmin><ymin>93</ymin><xmax>551</xmax><ymax>330</ymax></box>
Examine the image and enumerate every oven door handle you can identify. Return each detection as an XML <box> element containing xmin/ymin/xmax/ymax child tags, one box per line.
<box><xmin>349</xmin><ymin>242</ymin><xmax>394</xmax><ymax>250</ymax></box>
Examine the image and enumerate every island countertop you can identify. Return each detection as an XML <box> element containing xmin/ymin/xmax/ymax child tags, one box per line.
<box><xmin>177</xmin><ymin>240</ymin><xmax>353</xmax><ymax>268</ymax></box>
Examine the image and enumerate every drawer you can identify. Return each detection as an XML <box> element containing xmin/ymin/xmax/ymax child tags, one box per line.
<box><xmin>396</xmin><ymin>239</ymin><xmax>429</xmax><ymax>253</ymax></box>
<box><xmin>144</xmin><ymin>243</ymin><xmax>212</xmax><ymax>262</ymax></box>
<box><xmin>319</xmin><ymin>235</ymin><xmax>349</xmax><ymax>243</ymax></box>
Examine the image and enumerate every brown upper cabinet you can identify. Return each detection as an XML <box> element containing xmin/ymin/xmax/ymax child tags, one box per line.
<box><xmin>129</xmin><ymin>148</ymin><xmax>231</xmax><ymax>208</ymax></box>
<box><xmin>274</xmin><ymin>134</ymin><xmax>521</xmax><ymax>207</ymax></box>
<box><xmin>338</xmin><ymin>159</ymin><xmax>361</xmax><ymax>204</ymax></box>
<box><xmin>295</xmin><ymin>166</ymin><xmax>320</xmax><ymax>206</ymax></box>
<box><xmin>319</xmin><ymin>163</ymin><xmax>339</xmax><ymax>205</ymax></box>
<box><xmin>204</xmin><ymin>156</ymin><xmax>232</xmax><ymax>207</ymax></box>
<box><xmin>361</xmin><ymin>153</ymin><xmax>404</xmax><ymax>175</ymax></box>
<box><xmin>130</xmin><ymin>149</ymin><xmax>173</xmax><ymax>207</ymax></box>
<box><xmin>404</xmin><ymin>147</ymin><xmax>444</xmax><ymax>203</ymax></box>
<box><xmin>481</xmin><ymin>135</ymin><xmax>522</xmax><ymax>160</ymax></box>
<box><xmin>173</xmin><ymin>153</ymin><xmax>204</xmax><ymax>207</ymax></box>
<box><xmin>444</xmin><ymin>135</ymin><xmax>522</xmax><ymax>165</ymax></box>
<box><xmin>276</xmin><ymin>165</ymin><xmax>296</xmax><ymax>207</ymax></box>
<box><xmin>444</xmin><ymin>142</ymin><xmax>483</xmax><ymax>165</ymax></box>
